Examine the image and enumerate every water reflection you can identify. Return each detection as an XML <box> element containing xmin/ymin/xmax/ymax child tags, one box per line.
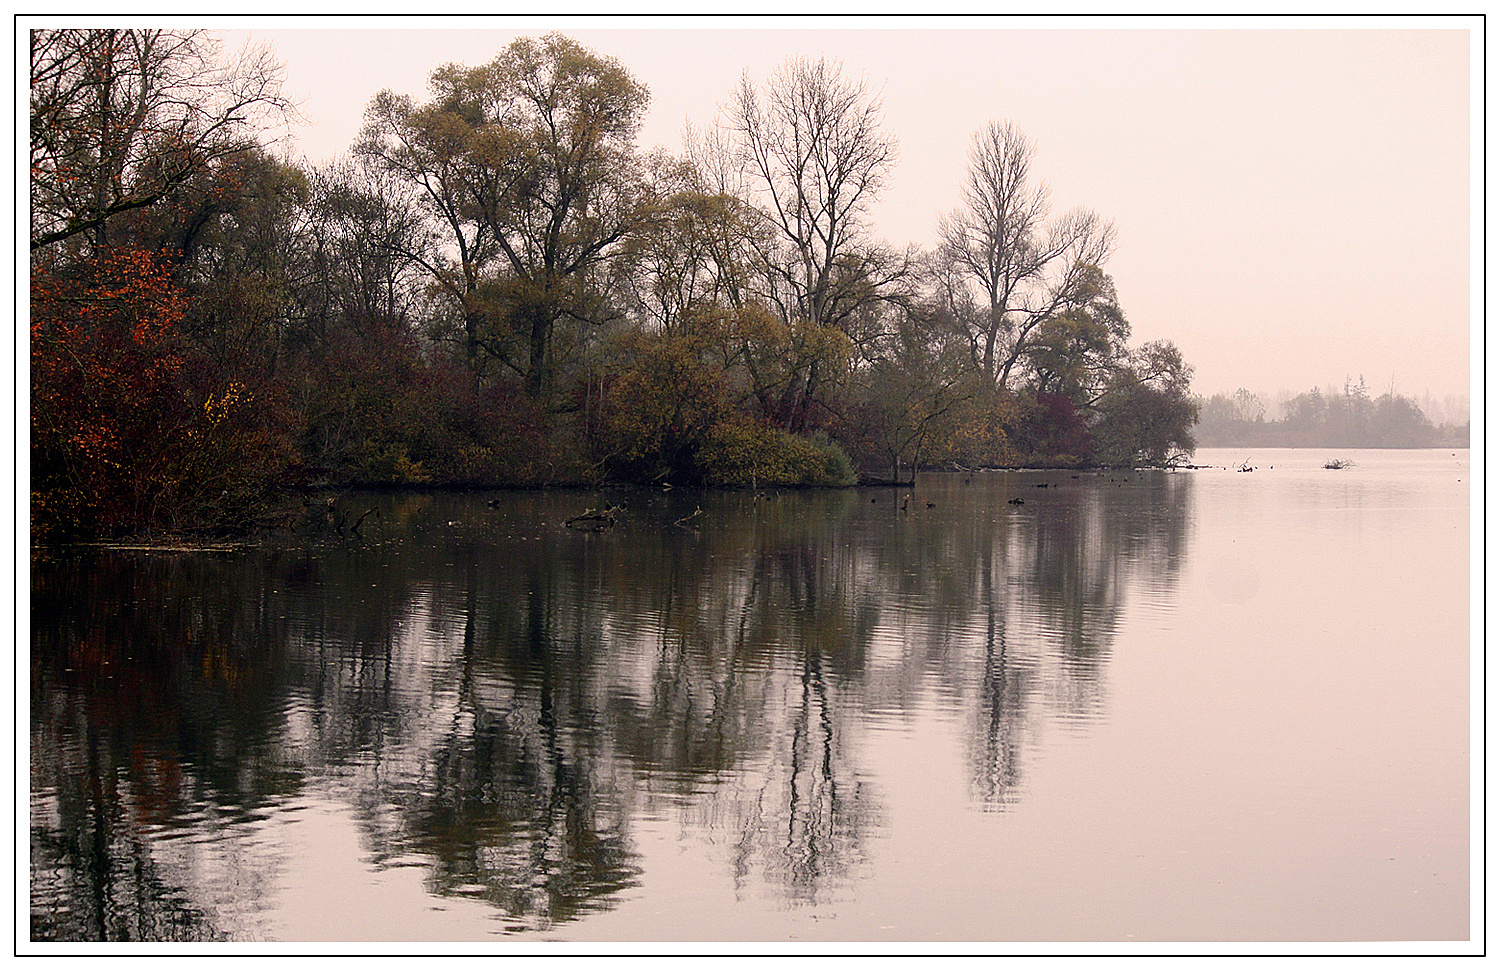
<box><xmin>31</xmin><ymin>471</ymin><xmax>1191</xmax><ymax>940</ymax></box>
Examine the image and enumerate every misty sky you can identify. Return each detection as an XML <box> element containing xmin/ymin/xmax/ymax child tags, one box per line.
<box><xmin>221</xmin><ymin>17</ymin><xmax>1476</xmax><ymax>407</ymax></box>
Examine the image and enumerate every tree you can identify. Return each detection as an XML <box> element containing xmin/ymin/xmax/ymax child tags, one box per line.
<box><xmin>32</xmin><ymin>248</ymin><xmax>285</xmax><ymax>536</ymax></box>
<box><xmin>167</xmin><ymin>147</ymin><xmax>311</xmax><ymax>384</ymax></box>
<box><xmin>1018</xmin><ymin>263</ymin><xmax>1129</xmax><ymax>403</ymax></box>
<box><xmin>723</xmin><ymin>56</ymin><xmax>914</xmax><ymax>431</ymax></box>
<box><xmin>1232</xmin><ymin>387</ymin><xmax>1265</xmax><ymax>424</ymax></box>
<box><xmin>1090</xmin><ymin>343</ymin><xmax>1198</xmax><ymax>465</ymax></box>
<box><xmin>30</xmin><ymin>28</ymin><xmax>293</xmax><ymax>253</ymax></box>
<box><xmin>1368</xmin><ymin>393</ymin><xmax>1435</xmax><ymax>447</ymax></box>
<box><xmin>609</xmin><ymin>152</ymin><xmax>767</xmax><ymax>338</ymax></box>
<box><xmin>30</xmin><ymin>30</ymin><xmax>299</xmax><ymax>537</ymax></box>
<box><xmin>1283</xmin><ymin>387</ymin><xmax>1328</xmax><ymax>439</ymax></box>
<box><xmin>1265</xmin><ymin>385</ymin><xmax>1435</xmax><ymax>448</ymax></box>
<box><xmin>593</xmin><ymin>328</ymin><xmax>733</xmax><ymax>483</ymax></box>
<box><xmin>298</xmin><ymin>157</ymin><xmax>433</xmax><ymax>344</ymax></box>
<box><xmin>851</xmin><ymin>302</ymin><xmax>974</xmax><ymax>482</ymax></box>
<box><xmin>938</xmin><ymin>121</ymin><xmax>1116</xmax><ymax>391</ymax></box>
<box><xmin>285</xmin><ymin>158</ymin><xmax>436</xmax><ymax>478</ymax></box>
<box><xmin>1009</xmin><ymin>391</ymin><xmax>1094</xmax><ymax>464</ymax></box>
<box><xmin>356</xmin><ymin>33</ymin><xmax>654</xmax><ymax>398</ymax></box>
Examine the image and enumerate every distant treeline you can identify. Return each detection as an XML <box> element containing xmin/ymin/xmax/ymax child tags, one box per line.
<box><xmin>1195</xmin><ymin>382</ymin><xmax>1469</xmax><ymax>449</ymax></box>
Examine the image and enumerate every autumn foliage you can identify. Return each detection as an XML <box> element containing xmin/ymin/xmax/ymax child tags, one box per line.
<box><xmin>32</xmin><ymin>248</ymin><xmax>190</xmax><ymax>537</ymax></box>
<box><xmin>32</xmin><ymin>247</ymin><xmax>291</xmax><ymax>538</ymax></box>
<box><xmin>30</xmin><ymin>30</ymin><xmax>1206</xmax><ymax>542</ymax></box>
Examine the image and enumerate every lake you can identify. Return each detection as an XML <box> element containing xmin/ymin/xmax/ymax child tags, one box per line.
<box><xmin>27</xmin><ymin>447</ymin><xmax>1475</xmax><ymax>952</ymax></box>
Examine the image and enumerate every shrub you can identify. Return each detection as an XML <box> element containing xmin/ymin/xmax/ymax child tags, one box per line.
<box><xmin>696</xmin><ymin>421</ymin><xmax>857</xmax><ymax>488</ymax></box>
<box><xmin>1008</xmin><ymin>391</ymin><xmax>1095</xmax><ymax>466</ymax></box>
<box><xmin>32</xmin><ymin>248</ymin><xmax>294</xmax><ymax>537</ymax></box>
<box><xmin>592</xmin><ymin>330</ymin><xmax>732</xmax><ymax>483</ymax></box>
<box><xmin>349</xmin><ymin>441</ymin><xmax>430</xmax><ymax>485</ymax></box>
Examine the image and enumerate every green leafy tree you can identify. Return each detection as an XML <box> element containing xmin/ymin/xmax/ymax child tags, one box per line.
<box><xmin>166</xmin><ymin>148</ymin><xmax>311</xmax><ymax>382</ymax></box>
<box><xmin>1090</xmin><ymin>352</ymin><xmax>1199</xmax><ymax>465</ymax></box>
<box><xmin>843</xmin><ymin>284</ymin><xmax>975</xmax><ymax>481</ymax></box>
<box><xmin>1019</xmin><ymin>265</ymin><xmax>1129</xmax><ymax>403</ymax></box>
<box><xmin>356</xmin><ymin>33</ymin><xmax>654</xmax><ymax>399</ymax></box>
<box><xmin>592</xmin><ymin>326</ymin><xmax>856</xmax><ymax>488</ymax></box>
<box><xmin>594</xmin><ymin>328</ymin><xmax>733</xmax><ymax>482</ymax></box>
<box><xmin>610</xmin><ymin>154</ymin><xmax>764</xmax><ymax>338</ymax></box>
<box><xmin>1082</xmin><ymin>323</ymin><xmax>1196</xmax><ymax>466</ymax></box>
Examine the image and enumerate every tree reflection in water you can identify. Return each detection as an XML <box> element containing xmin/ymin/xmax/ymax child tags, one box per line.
<box><xmin>30</xmin><ymin>473</ymin><xmax>1189</xmax><ymax>939</ymax></box>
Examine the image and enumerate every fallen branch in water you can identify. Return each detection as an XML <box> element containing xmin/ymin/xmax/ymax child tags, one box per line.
<box><xmin>565</xmin><ymin>504</ymin><xmax>621</xmax><ymax>530</ymax></box>
<box><xmin>350</xmin><ymin>507</ymin><xmax>380</xmax><ymax>536</ymax></box>
<box><xmin>1324</xmin><ymin>458</ymin><xmax>1355</xmax><ymax>469</ymax></box>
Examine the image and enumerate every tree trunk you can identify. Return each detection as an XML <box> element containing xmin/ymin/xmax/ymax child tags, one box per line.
<box><xmin>526</xmin><ymin>312</ymin><xmax>549</xmax><ymax>398</ymax></box>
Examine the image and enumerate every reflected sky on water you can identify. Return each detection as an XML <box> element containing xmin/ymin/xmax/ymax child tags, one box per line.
<box><xmin>28</xmin><ymin>449</ymin><xmax>1472</xmax><ymax>947</ymax></box>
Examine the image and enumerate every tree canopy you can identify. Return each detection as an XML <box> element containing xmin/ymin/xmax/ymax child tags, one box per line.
<box><xmin>31</xmin><ymin>30</ymin><xmax>1204</xmax><ymax>540</ymax></box>
<box><xmin>355</xmin><ymin>33</ymin><xmax>655</xmax><ymax>397</ymax></box>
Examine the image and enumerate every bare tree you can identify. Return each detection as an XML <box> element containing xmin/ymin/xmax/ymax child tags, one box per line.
<box><xmin>729</xmin><ymin>56</ymin><xmax>904</xmax><ymax>330</ymax></box>
<box><xmin>938</xmin><ymin>121</ymin><xmax>1116</xmax><ymax>391</ymax></box>
<box><xmin>30</xmin><ymin>28</ymin><xmax>295</xmax><ymax>252</ymax></box>
<box><xmin>723</xmin><ymin>56</ymin><xmax>913</xmax><ymax>430</ymax></box>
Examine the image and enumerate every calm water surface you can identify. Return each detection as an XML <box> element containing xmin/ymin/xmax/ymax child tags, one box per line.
<box><xmin>28</xmin><ymin>448</ymin><xmax>1473</xmax><ymax>947</ymax></box>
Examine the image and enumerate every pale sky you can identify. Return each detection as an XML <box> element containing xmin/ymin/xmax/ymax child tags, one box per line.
<box><xmin>219</xmin><ymin>16</ymin><xmax>1477</xmax><ymax>406</ymax></box>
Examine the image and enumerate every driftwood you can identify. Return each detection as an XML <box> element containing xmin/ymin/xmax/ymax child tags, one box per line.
<box><xmin>565</xmin><ymin>504</ymin><xmax>622</xmax><ymax>530</ymax></box>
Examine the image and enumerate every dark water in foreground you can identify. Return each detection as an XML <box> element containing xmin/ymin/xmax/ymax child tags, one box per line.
<box><xmin>28</xmin><ymin>449</ymin><xmax>1473</xmax><ymax>948</ymax></box>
